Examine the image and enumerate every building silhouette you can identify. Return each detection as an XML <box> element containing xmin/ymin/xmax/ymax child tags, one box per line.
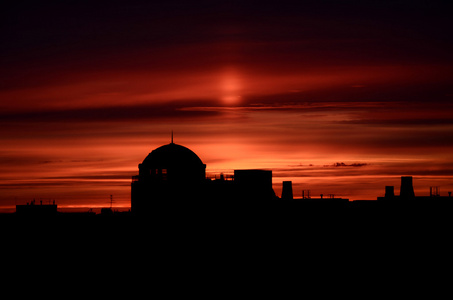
<box><xmin>131</xmin><ymin>141</ymin><xmax>277</xmax><ymax>214</ymax></box>
<box><xmin>131</xmin><ymin>139</ymin><xmax>453</xmax><ymax>217</ymax></box>
<box><xmin>7</xmin><ymin>139</ymin><xmax>451</xmax><ymax>219</ymax></box>
<box><xmin>233</xmin><ymin>169</ymin><xmax>275</xmax><ymax>202</ymax></box>
<box><xmin>281</xmin><ymin>181</ymin><xmax>294</xmax><ymax>200</ymax></box>
<box><xmin>8</xmin><ymin>141</ymin><xmax>452</xmax><ymax>219</ymax></box>
<box><xmin>15</xmin><ymin>199</ymin><xmax>57</xmax><ymax>216</ymax></box>
<box><xmin>131</xmin><ymin>141</ymin><xmax>206</xmax><ymax>213</ymax></box>
<box><xmin>400</xmin><ymin>176</ymin><xmax>415</xmax><ymax>199</ymax></box>
<box><xmin>377</xmin><ymin>176</ymin><xmax>452</xmax><ymax>206</ymax></box>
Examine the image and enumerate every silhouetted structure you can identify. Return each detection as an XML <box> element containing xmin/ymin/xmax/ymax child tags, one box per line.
<box><xmin>377</xmin><ymin>176</ymin><xmax>452</xmax><ymax>211</ymax></box>
<box><xmin>400</xmin><ymin>176</ymin><xmax>415</xmax><ymax>199</ymax></box>
<box><xmin>16</xmin><ymin>200</ymin><xmax>57</xmax><ymax>216</ymax></box>
<box><xmin>131</xmin><ymin>141</ymin><xmax>206</xmax><ymax>213</ymax></box>
<box><xmin>281</xmin><ymin>181</ymin><xmax>294</xmax><ymax>200</ymax></box>
<box><xmin>129</xmin><ymin>142</ymin><xmax>453</xmax><ymax>216</ymax></box>
<box><xmin>233</xmin><ymin>169</ymin><xmax>275</xmax><ymax>202</ymax></box>
<box><xmin>131</xmin><ymin>141</ymin><xmax>277</xmax><ymax>214</ymax></box>
<box><xmin>6</xmin><ymin>160</ymin><xmax>451</xmax><ymax>221</ymax></box>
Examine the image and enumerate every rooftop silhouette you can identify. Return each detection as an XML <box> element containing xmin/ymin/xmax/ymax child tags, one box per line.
<box><xmin>7</xmin><ymin>140</ymin><xmax>452</xmax><ymax>221</ymax></box>
<box><xmin>129</xmin><ymin>140</ymin><xmax>452</xmax><ymax>217</ymax></box>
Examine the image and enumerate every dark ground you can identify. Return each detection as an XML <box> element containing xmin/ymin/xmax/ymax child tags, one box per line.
<box><xmin>1</xmin><ymin>203</ymin><xmax>450</xmax><ymax>298</ymax></box>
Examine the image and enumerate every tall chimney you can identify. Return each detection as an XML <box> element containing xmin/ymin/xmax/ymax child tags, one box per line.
<box><xmin>281</xmin><ymin>181</ymin><xmax>293</xmax><ymax>200</ymax></box>
<box><xmin>400</xmin><ymin>176</ymin><xmax>415</xmax><ymax>199</ymax></box>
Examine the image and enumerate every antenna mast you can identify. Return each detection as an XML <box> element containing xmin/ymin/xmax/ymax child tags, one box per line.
<box><xmin>171</xmin><ymin>130</ymin><xmax>174</xmax><ymax>144</ymax></box>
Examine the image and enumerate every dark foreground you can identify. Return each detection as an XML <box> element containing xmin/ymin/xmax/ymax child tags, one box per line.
<box><xmin>3</xmin><ymin>201</ymin><xmax>452</xmax><ymax>238</ymax></box>
<box><xmin>2</xmin><ymin>202</ymin><xmax>451</xmax><ymax>298</ymax></box>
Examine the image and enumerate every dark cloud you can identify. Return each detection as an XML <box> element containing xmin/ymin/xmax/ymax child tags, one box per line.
<box><xmin>273</xmin><ymin>161</ymin><xmax>453</xmax><ymax>179</ymax></box>
<box><xmin>0</xmin><ymin>170</ymin><xmax>135</xmax><ymax>190</ymax></box>
<box><xmin>44</xmin><ymin>171</ymin><xmax>135</xmax><ymax>181</ymax></box>
<box><xmin>0</xmin><ymin>101</ymin><xmax>221</xmax><ymax>123</ymax></box>
<box><xmin>331</xmin><ymin>162</ymin><xmax>368</xmax><ymax>168</ymax></box>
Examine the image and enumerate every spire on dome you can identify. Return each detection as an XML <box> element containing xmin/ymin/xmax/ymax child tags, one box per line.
<box><xmin>171</xmin><ymin>130</ymin><xmax>174</xmax><ymax>144</ymax></box>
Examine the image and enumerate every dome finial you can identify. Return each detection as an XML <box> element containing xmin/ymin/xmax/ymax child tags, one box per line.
<box><xmin>171</xmin><ymin>130</ymin><xmax>174</xmax><ymax>144</ymax></box>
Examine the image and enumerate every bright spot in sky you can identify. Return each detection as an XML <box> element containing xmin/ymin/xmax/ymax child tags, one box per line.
<box><xmin>220</xmin><ymin>68</ymin><xmax>242</xmax><ymax>104</ymax></box>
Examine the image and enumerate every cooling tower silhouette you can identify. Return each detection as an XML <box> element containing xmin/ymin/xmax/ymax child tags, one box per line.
<box><xmin>281</xmin><ymin>181</ymin><xmax>294</xmax><ymax>200</ymax></box>
<box><xmin>400</xmin><ymin>176</ymin><xmax>415</xmax><ymax>199</ymax></box>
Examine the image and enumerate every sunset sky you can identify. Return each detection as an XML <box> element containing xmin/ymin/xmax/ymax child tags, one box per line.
<box><xmin>1</xmin><ymin>1</ymin><xmax>452</xmax><ymax>211</ymax></box>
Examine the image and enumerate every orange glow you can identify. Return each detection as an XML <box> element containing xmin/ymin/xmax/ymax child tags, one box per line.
<box><xmin>219</xmin><ymin>68</ymin><xmax>242</xmax><ymax>104</ymax></box>
<box><xmin>1</xmin><ymin>2</ymin><xmax>453</xmax><ymax>210</ymax></box>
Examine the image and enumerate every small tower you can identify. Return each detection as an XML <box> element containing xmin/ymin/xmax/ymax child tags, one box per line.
<box><xmin>400</xmin><ymin>176</ymin><xmax>415</xmax><ymax>199</ymax></box>
<box><xmin>281</xmin><ymin>181</ymin><xmax>294</xmax><ymax>200</ymax></box>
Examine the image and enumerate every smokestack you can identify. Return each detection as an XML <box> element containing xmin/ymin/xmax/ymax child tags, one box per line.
<box><xmin>281</xmin><ymin>181</ymin><xmax>293</xmax><ymax>200</ymax></box>
<box><xmin>400</xmin><ymin>176</ymin><xmax>415</xmax><ymax>199</ymax></box>
<box><xmin>385</xmin><ymin>186</ymin><xmax>394</xmax><ymax>198</ymax></box>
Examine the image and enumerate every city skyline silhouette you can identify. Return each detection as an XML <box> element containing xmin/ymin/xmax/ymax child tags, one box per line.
<box><xmin>6</xmin><ymin>139</ymin><xmax>452</xmax><ymax>218</ymax></box>
<box><xmin>1</xmin><ymin>1</ymin><xmax>452</xmax><ymax>212</ymax></box>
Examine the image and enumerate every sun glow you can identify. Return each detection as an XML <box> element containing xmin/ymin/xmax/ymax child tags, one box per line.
<box><xmin>220</xmin><ymin>68</ymin><xmax>242</xmax><ymax>104</ymax></box>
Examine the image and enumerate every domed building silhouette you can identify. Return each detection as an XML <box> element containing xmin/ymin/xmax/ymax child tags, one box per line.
<box><xmin>131</xmin><ymin>139</ymin><xmax>207</xmax><ymax>213</ymax></box>
<box><xmin>140</xmin><ymin>142</ymin><xmax>206</xmax><ymax>183</ymax></box>
<box><xmin>131</xmin><ymin>136</ymin><xmax>277</xmax><ymax>214</ymax></box>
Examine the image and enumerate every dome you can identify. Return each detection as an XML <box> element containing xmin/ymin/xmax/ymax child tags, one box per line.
<box><xmin>142</xmin><ymin>143</ymin><xmax>204</xmax><ymax>169</ymax></box>
<box><xmin>139</xmin><ymin>142</ymin><xmax>206</xmax><ymax>183</ymax></box>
